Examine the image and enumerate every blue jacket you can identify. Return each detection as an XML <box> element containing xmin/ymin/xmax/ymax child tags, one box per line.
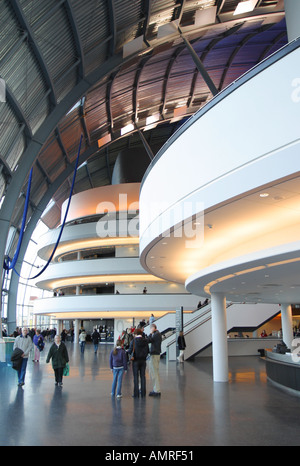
<box><xmin>110</xmin><ymin>347</ymin><xmax>128</xmax><ymax>370</ymax></box>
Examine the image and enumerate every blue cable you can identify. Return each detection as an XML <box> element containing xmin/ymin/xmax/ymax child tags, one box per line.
<box><xmin>10</xmin><ymin>133</ymin><xmax>83</xmax><ymax>280</ymax></box>
<box><xmin>4</xmin><ymin>167</ymin><xmax>33</xmax><ymax>273</ymax></box>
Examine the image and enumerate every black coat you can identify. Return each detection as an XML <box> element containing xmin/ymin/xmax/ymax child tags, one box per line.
<box><xmin>148</xmin><ymin>331</ymin><xmax>162</xmax><ymax>355</ymax></box>
<box><xmin>46</xmin><ymin>342</ymin><xmax>69</xmax><ymax>370</ymax></box>
<box><xmin>129</xmin><ymin>337</ymin><xmax>149</xmax><ymax>361</ymax></box>
<box><xmin>178</xmin><ymin>335</ymin><xmax>186</xmax><ymax>350</ymax></box>
<box><xmin>11</xmin><ymin>348</ymin><xmax>24</xmax><ymax>371</ymax></box>
<box><xmin>92</xmin><ymin>331</ymin><xmax>100</xmax><ymax>344</ymax></box>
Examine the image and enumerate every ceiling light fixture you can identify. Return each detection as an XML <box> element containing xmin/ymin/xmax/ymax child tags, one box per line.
<box><xmin>146</xmin><ymin>114</ymin><xmax>160</xmax><ymax>126</ymax></box>
<box><xmin>260</xmin><ymin>193</ymin><xmax>269</xmax><ymax>198</ymax></box>
<box><xmin>233</xmin><ymin>0</ymin><xmax>257</xmax><ymax>16</ymax></box>
<box><xmin>121</xmin><ymin>123</ymin><xmax>134</xmax><ymax>136</ymax></box>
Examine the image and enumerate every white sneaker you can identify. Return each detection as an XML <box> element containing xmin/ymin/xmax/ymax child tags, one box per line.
<box><xmin>116</xmin><ymin>394</ymin><xmax>123</xmax><ymax>399</ymax></box>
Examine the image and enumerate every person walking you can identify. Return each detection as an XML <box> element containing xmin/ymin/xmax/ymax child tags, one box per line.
<box><xmin>32</xmin><ymin>329</ymin><xmax>44</xmax><ymax>362</ymax></box>
<box><xmin>177</xmin><ymin>331</ymin><xmax>186</xmax><ymax>363</ymax></box>
<box><xmin>129</xmin><ymin>328</ymin><xmax>149</xmax><ymax>398</ymax></box>
<box><xmin>13</xmin><ymin>327</ymin><xmax>33</xmax><ymax>387</ymax></box>
<box><xmin>109</xmin><ymin>340</ymin><xmax>127</xmax><ymax>398</ymax></box>
<box><xmin>147</xmin><ymin>324</ymin><xmax>162</xmax><ymax>397</ymax></box>
<box><xmin>79</xmin><ymin>328</ymin><xmax>87</xmax><ymax>353</ymax></box>
<box><xmin>46</xmin><ymin>334</ymin><xmax>69</xmax><ymax>387</ymax></box>
<box><xmin>92</xmin><ymin>328</ymin><xmax>101</xmax><ymax>353</ymax></box>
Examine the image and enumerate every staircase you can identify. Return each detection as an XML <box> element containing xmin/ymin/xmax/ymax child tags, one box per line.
<box><xmin>145</xmin><ymin>302</ymin><xmax>280</xmax><ymax>361</ymax></box>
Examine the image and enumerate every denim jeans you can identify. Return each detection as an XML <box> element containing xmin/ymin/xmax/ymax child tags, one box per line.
<box><xmin>80</xmin><ymin>341</ymin><xmax>85</xmax><ymax>353</ymax></box>
<box><xmin>18</xmin><ymin>358</ymin><xmax>28</xmax><ymax>384</ymax></box>
<box><xmin>111</xmin><ymin>367</ymin><xmax>124</xmax><ymax>397</ymax></box>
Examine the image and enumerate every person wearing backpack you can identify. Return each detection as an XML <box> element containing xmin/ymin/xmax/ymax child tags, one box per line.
<box><xmin>32</xmin><ymin>329</ymin><xmax>44</xmax><ymax>362</ymax></box>
<box><xmin>129</xmin><ymin>328</ymin><xmax>149</xmax><ymax>398</ymax></box>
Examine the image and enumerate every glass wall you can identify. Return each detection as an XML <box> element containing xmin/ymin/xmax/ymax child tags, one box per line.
<box><xmin>15</xmin><ymin>220</ymin><xmax>53</xmax><ymax>329</ymax></box>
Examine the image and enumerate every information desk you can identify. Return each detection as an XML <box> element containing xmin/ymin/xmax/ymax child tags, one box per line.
<box><xmin>265</xmin><ymin>350</ymin><xmax>300</xmax><ymax>395</ymax></box>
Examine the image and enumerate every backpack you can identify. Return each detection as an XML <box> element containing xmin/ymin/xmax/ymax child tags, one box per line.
<box><xmin>38</xmin><ymin>337</ymin><xmax>45</xmax><ymax>352</ymax></box>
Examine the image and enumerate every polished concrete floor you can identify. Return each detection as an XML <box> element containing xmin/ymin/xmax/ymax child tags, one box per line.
<box><xmin>1</xmin><ymin>341</ymin><xmax>300</xmax><ymax>447</ymax></box>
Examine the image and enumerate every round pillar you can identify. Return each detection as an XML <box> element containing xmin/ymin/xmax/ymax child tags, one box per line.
<box><xmin>281</xmin><ymin>304</ymin><xmax>293</xmax><ymax>349</ymax></box>
<box><xmin>211</xmin><ymin>292</ymin><xmax>229</xmax><ymax>382</ymax></box>
<box><xmin>74</xmin><ymin>319</ymin><xmax>79</xmax><ymax>344</ymax></box>
<box><xmin>285</xmin><ymin>0</ymin><xmax>300</xmax><ymax>42</ymax></box>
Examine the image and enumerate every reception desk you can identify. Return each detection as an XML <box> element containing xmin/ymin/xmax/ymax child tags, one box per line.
<box><xmin>266</xmin><ymin>350</ymin><xmax>300</xmax><ymax>395</ymax></box>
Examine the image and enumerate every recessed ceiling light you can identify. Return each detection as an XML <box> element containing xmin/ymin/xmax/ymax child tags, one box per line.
<box><xmin>260</xmin><ymin>193</ymin><xmax>269</xmax><ymax>198</ymax></box>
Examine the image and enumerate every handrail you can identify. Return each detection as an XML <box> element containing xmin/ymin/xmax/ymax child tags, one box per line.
<box><xmin>164</xmin><ymin>302</ymin><xmax>234</xmax><ymax>349</ymax></box>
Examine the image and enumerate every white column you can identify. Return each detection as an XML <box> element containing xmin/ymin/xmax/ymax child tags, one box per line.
<box><xmin>74</xmin><ymin>319</ymin><xmax>79</xmax><ymax>344</ymax></box>
<box><xmin>281</xmin><ymin>304</ymin><xmax>293</xmax><ymax>349</ymax></box>
<box><xmin>211</xmin><ymin>292</ymin><xmax>228</xmax><ymax>383</ymax></box>
<box><xmin>58</xmin><ymin>320</ymin><xmax>63</xmax><ymax>335</ymax></box>
<box><xmin>285</xmin><ymin>0</ymin><xmax>300</xmax><ymax>42</ymax></box>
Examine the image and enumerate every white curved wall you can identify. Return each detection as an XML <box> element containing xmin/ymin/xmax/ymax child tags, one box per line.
<box><xmin>140</xmin><ymin>44</ymin><xmax>300</xmax><ymax>252</ymax></box>
<box><xmin>33</xmin><ymin>294</ymin><xmax>199</xmax><ymax>318</ymax></box>
<box><xmin>38</xmin><ymin>218</ymin><xmax>139</xmax><ymax>261</ymax></box>
<box><xmin>139</xmin><ymin>41</ymin><xmax>300</xmax><ymax>302</ymax></box>
<box><xmin>35</xmin><ymin>257</ymin><xmax>149</xmax><ymax>290</ymax></box>
<box><xmin>61</xmin><ymin>183</ymin><xmax>140</xmax><ymax>223</ymax></box>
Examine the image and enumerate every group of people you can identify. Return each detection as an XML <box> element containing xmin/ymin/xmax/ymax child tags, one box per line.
<box><xmin>11</xmin><ymin>322</ymin><xmax>187</xmax><ymax>397</ymax></box>
<box><xmin>110</xmin><ymin>323</ymin><xmax>162</xmax><ymax>399</ymax></box>
<box><xmin>12</xmin><ymin>327</ymin><xmax>69</xmax><ymax>387</ymax></box>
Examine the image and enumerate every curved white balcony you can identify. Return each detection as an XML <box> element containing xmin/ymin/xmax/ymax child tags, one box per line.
<box><xmin>34</xmin><ymin>257</ymin><xmax>159</xmax><ymax>290</ymax></box>
<box><xmin>32</xmin><ymin>293</ymin><xmax>199</xmax><ymax>320</ymax></box>
<box><xmin>38</xmin><ymin>218</ymin><xmax>139</xmax><ymax>262</ymax></box>
<box><xmin>139</xmin><ymin>39</ymin><xmax>300</xmax><ymax>304</ymax></box>
<box><xmin>39</xmin><ymin>183</ymin><xmax>140</xmax><ymax>261</ymax></box>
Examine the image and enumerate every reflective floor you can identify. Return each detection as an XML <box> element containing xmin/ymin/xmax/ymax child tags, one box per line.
<box><xmin>1</xmin><ymin>342</ymin><xmax>300</xmax><ymax>446</ymax></box>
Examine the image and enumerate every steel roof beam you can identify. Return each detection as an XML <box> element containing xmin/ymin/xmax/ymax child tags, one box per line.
<box><xmin>80</xmin><ymin>98</ymin><xmax>90</xmax><ymax>146</ymax></box>
<box><xmin>9</xmin><ymin>0</ymin><xmax>57</xmax><ymax>109</ymax></box>
<box><xmin>107</xmin><ymin>0</ymin><xmax>117</xmax><ymax>57</ymax></box>
<box><xmin>5</xmin><ymin>85</ymin><xmax>33</xmax><ymax>143</ymax></box>
<box><xmin>178</xmin><ymin>27</ymin><xmax>219</xmax><ymax>97</ymax></box>
<box><xmin>55</xmin><ymin>128</ymin><xmax>71</xmax><ymax>167</ymax></box>
<box><xmin>161</xmin><ymin>46</ymin><xmax>185</xmax><ymax>117</ymax></box>
<box><xmin>64</xmin><ymin>0</ymin><xmax>85</xmax><ymax>81</ymax></box>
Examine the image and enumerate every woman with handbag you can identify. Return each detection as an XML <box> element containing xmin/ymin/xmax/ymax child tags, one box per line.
<box><xmin>46</xmin><ymin>334</ymin><xmax>69</xmax><ymax>387</ymax></box>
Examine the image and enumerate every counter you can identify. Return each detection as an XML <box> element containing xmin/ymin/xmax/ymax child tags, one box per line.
<box><xmin>266</xmin><ymin>349</ymin><xmax>300</xmax><ymax>395</ymax></box>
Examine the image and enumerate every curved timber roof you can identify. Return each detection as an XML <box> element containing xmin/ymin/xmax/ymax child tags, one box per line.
<box><xmin>0</xmin><ymin>0</ymin><xmax>287</xmax><ymax>257</ymax></box>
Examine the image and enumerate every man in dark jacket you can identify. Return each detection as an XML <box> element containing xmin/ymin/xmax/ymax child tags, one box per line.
<box><xmin>46</xmin><ymin>335</ymin><xmax>69</xmax><ymax>386</ymax></box>
<box><xmin>147</xmin><ymin>324</ymin><xmax>162</xmax><ymax>397</ymax></box>
<box><xmin>91</xmin><ymin>328</ymin><xmax>101</xmax><ymax>353</ymax></box>
<box><xmin>129</xmin><ymin>328</ymin><xmax>149</xmax><ymax>398</ymax></box>
<box><xmin>177</xmin><ymin>331</ymin><xmax>186</xmax><ymax>363</ymax></box>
